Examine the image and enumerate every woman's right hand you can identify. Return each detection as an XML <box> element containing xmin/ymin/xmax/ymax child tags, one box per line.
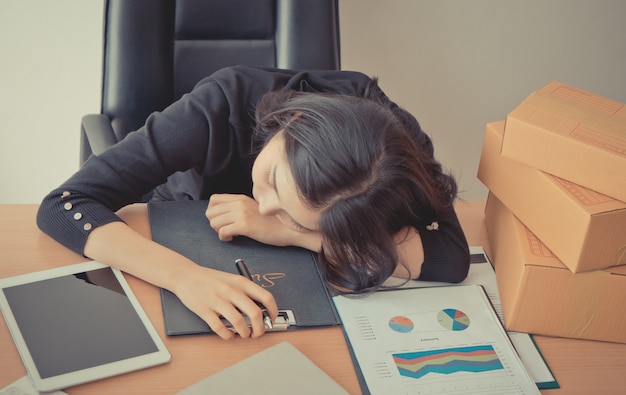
<box><xmin>170</xmin><ymin>264</ymin><xmax>279</xmax><ymax>339</ymax></box>
<box><xmin>83</xmin><ymin>220</ymin><xmax>278</xmax><ymax>340</ymax></box>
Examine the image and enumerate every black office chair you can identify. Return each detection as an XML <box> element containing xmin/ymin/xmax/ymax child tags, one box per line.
<box><xmin>80</xmin><ymin>0</ymin><xmax>341</xmax><ymax>165</ymax></box>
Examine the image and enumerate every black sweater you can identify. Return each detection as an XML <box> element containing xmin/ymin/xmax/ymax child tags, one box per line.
<box><xmin>37</xmin><ymin>65</ymin><xmax>469</xmax><ymax>283</ymax></box>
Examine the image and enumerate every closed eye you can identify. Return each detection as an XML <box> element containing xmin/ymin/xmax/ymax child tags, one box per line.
<box><xmin>289</xmin><ymin>217</ymin><xmax>311</xmax><ymax>232</ymax></box>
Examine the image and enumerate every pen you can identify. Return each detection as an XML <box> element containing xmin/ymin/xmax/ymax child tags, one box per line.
<box><xmin>234</xmin><ymin>258</ymin><xmax>273</xmax><ymax>330</ymax></box>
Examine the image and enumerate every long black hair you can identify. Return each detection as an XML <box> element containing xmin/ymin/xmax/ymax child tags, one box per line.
<box><xmin>254</xmin><ymin>79</ymin><xmax>457</xmax><ymax>292</ymax></box>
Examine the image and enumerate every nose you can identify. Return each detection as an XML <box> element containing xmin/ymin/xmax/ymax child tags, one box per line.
<box><xmin>255</xmin><ymin>188</ymin><xmax>281</xmax><ymax>216</ymax></box>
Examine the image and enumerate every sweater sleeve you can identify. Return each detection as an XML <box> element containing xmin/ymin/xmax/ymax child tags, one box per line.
<box><xmin>36</xmin><ymin>77</ymin><xmax>235</xmax><ymax>256</ymax></box>
<box><xmin>416</xmin><ymin>206</ymin><xmax>470</xmax><ymax>283</ymax></box>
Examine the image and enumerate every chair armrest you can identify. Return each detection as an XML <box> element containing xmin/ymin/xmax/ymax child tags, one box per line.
<box><xmin>80</xmin><ymin>114</ymin><xmax>118</xmax><ymax>165</ymax></box>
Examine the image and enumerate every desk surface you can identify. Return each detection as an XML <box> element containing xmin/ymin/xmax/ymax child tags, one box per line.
<box><xmin>1</xmin><ymin>202</ymin><xmax>626</xmax><ymax>394</ymax></box>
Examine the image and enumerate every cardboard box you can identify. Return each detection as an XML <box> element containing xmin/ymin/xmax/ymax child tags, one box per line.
<box><xmin>485</xmin><ymin>194</ymin><xmax>626</xmax><ymax>344</ymax></box>
<box><xmin>478</xmin><ymin>120</ymin><xmax>626</xmax><ymax>272</ymax></box>
<box><xmin>502</xmin><ymin>81</ymin><xmax>626</xmax><ymax>202</ymax></box>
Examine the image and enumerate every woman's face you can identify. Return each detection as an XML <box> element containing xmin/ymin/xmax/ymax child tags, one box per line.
<box><xmin>252</xmin><ymin>132</ymin><xmax>321</xmax><ymax>233</ymax></box>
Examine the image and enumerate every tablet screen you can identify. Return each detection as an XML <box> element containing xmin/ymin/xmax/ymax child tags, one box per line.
<box><xmin>0</xmin><ymin>262</ymin><xmax>170</xmax><ymax>391</ymax></box>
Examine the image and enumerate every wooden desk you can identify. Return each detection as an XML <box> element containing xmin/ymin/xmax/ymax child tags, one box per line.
<box><xmin>1</xmin><ymin>202</ymin><xmax>626</xmax><ymax>394</ymax></box>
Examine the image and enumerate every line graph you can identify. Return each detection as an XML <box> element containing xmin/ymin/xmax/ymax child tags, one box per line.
<box><xmin>392</xmin><ymin>345</ymin><xmax>503</xmax><ymax>380</ymax></box>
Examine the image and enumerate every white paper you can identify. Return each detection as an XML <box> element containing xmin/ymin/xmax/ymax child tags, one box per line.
<box><xmin>334</xmin><ymin>285</ymin><xmax>540</xmax><ymax>394</ymax></box>
<box><xmin>383</xmin><ymin>246</ymin><xmax>556</xmax><ymax>386</ymax></box>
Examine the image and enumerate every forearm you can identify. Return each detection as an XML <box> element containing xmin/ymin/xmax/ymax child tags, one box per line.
<box><xmin>83</xmin><ymin>221</ymin><xmax>199</xmax><ymax>293</ymax></box>
<box><xmin>83</xmin><ymin>221</ymin><xmax>279</xmax><ymax>340</ymax></box>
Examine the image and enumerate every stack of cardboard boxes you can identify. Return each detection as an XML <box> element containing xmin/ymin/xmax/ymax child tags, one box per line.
<box><xmin>477</xmin><ymin>81</ymin><xmax>626</xmax><ymax>344</ymax></box>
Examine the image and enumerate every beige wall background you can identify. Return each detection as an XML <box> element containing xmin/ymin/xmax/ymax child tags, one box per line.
<box><xmin>2</xmin><ymin>0</ymin><xmax>626</xmax><ymax>203</ymax></box>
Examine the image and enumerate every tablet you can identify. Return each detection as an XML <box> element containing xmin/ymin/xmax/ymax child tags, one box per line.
<box><xmin>0</xmin><ymin>261</ymin><xmax>171</xmax><ymax>392</ymax></box>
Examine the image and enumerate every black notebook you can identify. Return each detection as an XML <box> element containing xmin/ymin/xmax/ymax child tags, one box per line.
<box><xmin>148</xmin><ymin>200</ymin><xmax>340</xmax><ymax>336</ymax></box>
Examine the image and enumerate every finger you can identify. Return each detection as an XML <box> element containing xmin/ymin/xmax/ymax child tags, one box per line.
<box><xmin>244</xmin><ymin>289</ymin><xmax>279</xmax><ymax>336</ymax></box>
<box><xmin>207</xmin><ymin>193</ymin><xmax>234</xmax><ymax>206</ymax></box>
<box><xmin>207</xmin><ymin>193</ymin><xmax>249</xmax><ymax>210</ymax></box>
<box><xmin>205</xmin><ymin>199</ymin><xmax>231</xmax><ymax>220</ymax></box>
<box><xmin>234</xmin><ymin>299</ymin><xmax>268</xmax><ymax>338</ymax></box>
<box><xmin>217</xmin><ymin>222</ymin><xmax>246</xmax><ymax>242</ymax></box>
<box><xmin>221</xmin><ymin>309</ymin><xmax>252</xmax><ymax>339</ymax></box>
<box><xmin>255</xmin><ymin>293</ymin><xmax>279</xmax><ymax>324</ymax></box>
<box><xmin>244</xmin><ymin>282</ymin><xmax>278</xmax><ymax>317</ymax></box>
<box><xmin>206</xmin><ymin>211</ymin><xmax>232</xmax><ymax>233</ymax></box>
<box><xmin>206</xmin><ymin>207</ymin><xmax>243</xmax><ymax>241</ymax></box>
<box><xmin>228</xmin><ymin>278</ymin><xmax>276</xmax><ymax>337</ymax></box>
<box><xmin>206</xmin><ymin>197</ymin><xmax>251</xmax><ymax>227</ymax></box>
<box><xmin>199</xmin><ymin>311</ymin><xmax>236</xmax><ymax>340</ymax></box>
<box><xmin>259</xmin><ymin>294</ymin><xmax>279</xmax><ymax>321</ymax></box>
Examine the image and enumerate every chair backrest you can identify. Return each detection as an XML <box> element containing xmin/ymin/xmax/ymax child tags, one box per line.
<box><xmin>101</xmin><ymin>0</ymin><xmax>340</xmax><ymax>141</ymax></box>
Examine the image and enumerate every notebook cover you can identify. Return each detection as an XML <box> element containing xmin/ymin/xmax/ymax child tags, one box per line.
<box><xmin>147</xmin><ymin>200</ymin><xmax>340</xmax><ymax>336</ymax></box>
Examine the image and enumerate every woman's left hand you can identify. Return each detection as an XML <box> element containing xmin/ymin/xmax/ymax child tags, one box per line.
<box><xmin>205</xmin><ymin>194</ymin><xmax>321</xmax><ymax>251</ymax></box>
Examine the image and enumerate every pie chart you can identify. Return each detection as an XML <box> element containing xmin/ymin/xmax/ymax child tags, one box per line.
<box><xmin>389</xmin><ymin>316</ymin><xmax>414</xmax><ymax>333</ymax></box>
<box><xmin>437</xmin><ymin>308</ymin><xmax>470</xmax><ymax>331</ymax></box>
